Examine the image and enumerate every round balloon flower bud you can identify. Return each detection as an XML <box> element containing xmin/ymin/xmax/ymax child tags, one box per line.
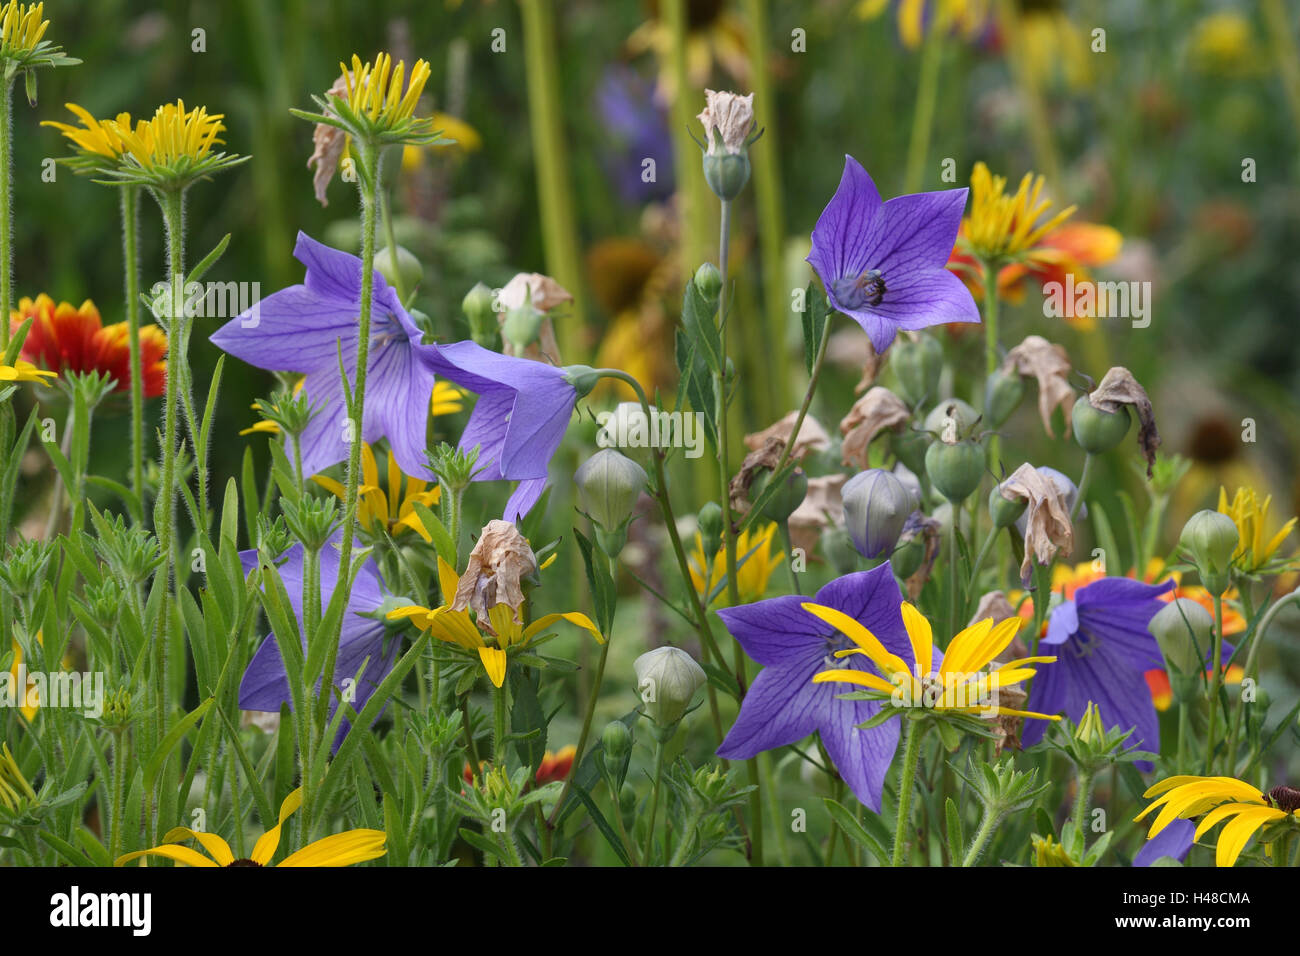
<box><xmin>890</xmin><ymin>427</ymin><xmax>930</xmax><ymax>478</ymax></box>
<box><xmin>926</xmin><ymin>438</ymin><xmax>985</xmax><ymax>503</ymax></box>
<box><xmin>892</xmin><ymin>335</ymin><xmax>944</xmax><ymax>408</ymax></box>
<box><xmin>890</xmin><ymin>534</ymin><xmax>924</xmax><ymax>580</ymax></box>
<box><xmin>502</xmin><ymin>303</ymin><xmax>544</xmax><ymax>352</ymax></box>
<box><xmin>575</xmin><ymin>448</ymin><xmax>648</xmax><ymax>534</ymax></box>
<box><xmin>634</xmin><ymin>646</ymin><xmax>707</xmax><ymax>728</ymax></box>
<box><xmin>923</xmin><ymin>398</ymin><xmax>980</xmax><ymax>436</ymax></box>
<box><xmin>821</xmin><ymin>526</ymin><xmax>861</xmax><ymax>576</ymax></box>
<box><xmin>1148</xmin><ymin>597</ymin><xmax>1214</xmax><ymax>676</ymax></box>
<box><xmin>985</xmin><ymin>367</ymin><xmax>1026</xmax><ymax>429</ymax></box>
<box><xmin>694</xmin><ymin>262</ymin><xmax>722</xmax><ymax>300</ymax></box>
<box><xmin>697</xmin><ymin>501</ymin><xmax>724</xmax><ymax>556</ymax></box>
<box><xmin>1071</xmin><ymin>395</ymin><xmax>1130</xmax><ymax>454</ymax></box>
<box><xmin>842</xmin><ymin>468</ymin><xmax>914</xmax><ymax>559</ymax></box>
<box><xmin>375</xmin><ymin>244</ymin><xmax>423</xmax><ymax>293</ymax></box>
<box><xmin>601</xmin><ymin>720</ymin><xmax>632</xmax><ymax>762</ymax></box>
<box><xmin>703</xmin><ymin>150</ymin><xmax>751</xmax><ymax>201</ymax></box>
<box><xmin>750</xmin><ymin>467</ymin><xmax>808</xmax><ymax>524</ymax></box>
<box><xmin>462</xmin><ymin>281</ymin><xmax>498</xmax><ymax>347</ymax></box>
<box><xmin>1179</xmin><ymin>509</ymin><xmax>1239</xmax><ymax>594</ymax></box>
<box><xmin>988</xmin><ymin>483</ymin><xmax>1029</xmax><ymax>529</ymax></box>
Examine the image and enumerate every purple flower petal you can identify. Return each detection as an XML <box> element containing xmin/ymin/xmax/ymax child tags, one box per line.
<box><xmin>1134</xmin><ymin>818</ymin><xmax>1194</xmax><ymax>866</ymax></box>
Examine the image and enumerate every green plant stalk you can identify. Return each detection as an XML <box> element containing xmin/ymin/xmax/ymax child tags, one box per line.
<box><xmin>1072</xmin><ymin>769</ymin><xmax>1094</xmax><ymax>839</ymax></box>
<box><xmin>0</xmin><ymin>77</ymin><xmax>11</xmax><ymax>353</ymax></box>
<box><xmin>42</xmin><ymin>404</ymin><xmax>75</xmax><ymax>540</ymax></box>
<box><xmin>742</xmin><ymin>0</ymin><xmax>787</xmax><ymax>420</ymax></box>
<box><xmin>965</xmin><ymin>526</ymin><xmax>999</xmax><ymax>614</ymax></box>
<box><xmin>492</xmin><ymin>680</ymin><xmax>509</xmax><ymax>766</ymax></box>
<box><xmin>981</xmin><ymin>255</ymin><xmax>1000</xmax><ymax>379</ymax></box>
<box><xmin>668</xmin><ymin>803</ymin><xmax>706</xmax><ymax>867</ymax></box>
<box><xmin>120</xmin><ymin>186</ymin><xmax>145</xmax><ymax>507</ymax></box>
<box><xmin>664</xmin><ymin>0</ymin><xmax>714</xmax><ymax>277</ymax></box>
<box><xmin>1176</xmin><ymin>700</ymin><xmax>1190</xmax><ymax>775</ymax></box>
<box><xmin>518</xmin><ymin>0</ymin><xmax>584</xmax><ymax>359</ymax></box>
<box><xmin>108</xmin><ymin>729</ymin><xmax>128</xmax><ymax>861</ymax></box>
<box><xmin>547</xmin><ymin>622</ymin><xmax>610</xmax><ymax>828</ymax></box>
<box><xmin>604</xmin><ymin>774</ymin><xmax>640</xmax><ymax>866</ymax></box>
<box><xmin>1226</xmin><ymin>587</ymin><xmax>1300</xmax><ymax>770</ymax></box>
<box><xmin>903</xmin><ymin>18</ymin><xmax>943</xmax><ymax>195</ymax></box>
<box><xmin>892</xmin><ymin>720</ymin><xmax>925</xmax><ymax>865</ymax></box>
<box><xmin>961</xmin><ymin>806</ymin><xmax>1001</xmax><ymax>866</ymax></box>
<box><xmin>1203</xmin><ymin>592</ymin><xmax>1226</xmax><ymax>774</ymax></box>
<box><xmin>1070</xmin><ymin>454</ymin><xmax>1094</xmax><ymax>522</ymax></box>
<box><xmin>643</xmin><ymin>736</ymin><xmax>667</xmax><ymax>863</ymax></box>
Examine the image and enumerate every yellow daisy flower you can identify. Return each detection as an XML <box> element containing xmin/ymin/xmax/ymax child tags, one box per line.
<box><xmin>313</xmin><ymin>443</ymin><xmax>441</xmax><ymax>543</ymax></box>
<box><xmin>340</xmin><ymin>52</ymin><xmax>431</xmax><ymax>128</ymax></box>
<box><xmin>962</xmin><ymin>161</ymin><xmax>1076</xmax><ymax>262</ymax></box>
<box><xmin>0</xmin><ymin>359</ymin><xmax>56</xmax><ymax>383</ymax></box>
<box><xmin>115</xmin><ymin>99</ymin><xmax>226</xmax><ymax>171</ymax></box>
<box><xmin>1136</xmin><ymin>775</ymin><xmax>1300</xmax><ymax>867</ymax></box>
<box><xmin>688</xmin><ymin>521</ymin><xmax>781</xmax><ymax>606</ymax></box>
<box><xmin>807</xmin><ymin>601</ymin><xmax>1059</xmax><ymax>719</ymax></box>
<box><xmin>387</xmin><ymin>556</ymin><xmax>601</xmax><ymax>688</ymax></box>
<box><xmin>0</xmin><ymin>0</ymin><xmax>45</xmax><ymax>56</ymax></box>
<box><xmin>1217</xmin><ymin>485</ymin><xmax>1296</xmax><ymax>573</ymax></box>
<box><xmin>42</xmin><ymin>102</ymin><xmax>137</xmax><ymax>160</ymax></box>
<box><xmin>115</xmin><ymin>787</ymin><xmax>386</xmax><ymax>867</ymax></box>
<box><xmin>0</xmin><ymin>741</ymin><xmax>36</xmax><ymax>811</ymax></box>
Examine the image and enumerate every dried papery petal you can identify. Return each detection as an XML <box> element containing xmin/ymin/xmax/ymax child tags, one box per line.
<box><xmin>729</xmin><ymin>436</ymin><xmax>785</xmax><ymax>515</ymax></box>
<box><xmin>497</xmin><ymin>272</ymin><xmax>572</xmax><ymax>365</ymax></box>
<box><xmin>744</xmin><ymin>411</ymin><xmax>830</xmax><ymax>461</ymax></box>
<box><xmin>1000</xmin><ymin>463</ymin><xmax>1075</xmax><ymax>583</ymax></box>
<box><xmin>1088</xmin><ymin>366</ymin><xmax>1161</xmax><ymax>476</ymax></box>
<box><xmin>968</xmin><ymin>590</ymin><xmax>1019</xmax><ymax>629</ymax></box>
<box><xmin>839</xmin><ymin>386</ymin><xmax>911</xmax><ymax>469</ymax></box>
<box><xmin>788</xmin><ymin>474</ymin><xmax>847</xmax><ymax>555</ymax></box>
<box><xmin>452</xmin><ymin>520</ymin><xmax>539</xmax><ymax>632</ymax></box>
<box><xmin>697</xmin><ymin>89</ymin><xmax>754</xmax><ymax>154</ymax></box>
<box><xmin>308</xmin><ymin>74</ymin><xmax>349</xmax><ymax>207</ymax></box>
<box><xmin>1001</xmin><ymin>335</ymin><xmax>1075</xmax><ymax>437</ymax></box>
<box><xmin>900</xmin><ymin>511</ymin><xmax>942</xmax><ymax>600</ymax></box>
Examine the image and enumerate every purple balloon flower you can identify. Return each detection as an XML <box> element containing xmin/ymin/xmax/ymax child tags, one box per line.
<box><xmin>716</xmin><ymin>563</ymin><xmax>911</xmax><ymax>810</ymax></box>
<box><xmin>807</xmin><ymin>155</ymin><xmax>979</xmax><ymax>353</ymax></box>
<box><xmin>1022</xmin><ymin>577</ymin><xmax>1175</xmax><ymax>768</ymax></box>
<box><xmin>1133</xmin><ymin>817</ymin><xmax>1194</xmax><ymax>866</ymax></box>
<box><xmin>211</xmin><ymin>231</ymin><xmax>448</xmax><ymax>479</ymax></box>
<box><xmin>424</xmin><ymin>340</ymin><xmax>578</xmax><ymax>521</ymax></box>
<box><xmin>239</xmin><ymin>539</ymin><xmax>401</xmax><ymax>751</ymax></box>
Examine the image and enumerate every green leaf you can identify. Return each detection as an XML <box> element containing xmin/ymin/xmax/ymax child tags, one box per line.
<box><xmin>945</xmin><ymin>797</ymin><xmax>965</xmax><ymax>865</ymax></box>
<box><xmin>680</xmin><ymin>276</ymin><xmax>723</xmax><ymax>375</ymax></box>
<box><xmin>570</xmin><ymin>782</ymin><xmax>632</xmax><ymax>866</ymax></box>
<box><xmin>186</xmin><ymin>233</ymin><xmax>232</xmax><ymax>286</ymax></box>
<box><xmin>574</xmin><ymin>528</ymin><xmax>616</xmax><ymax>634</ymax></box>
<box><xmin>823</xmin><ymin>797</ymin><xmax>888</xmax><ymax>865</ymax></box>
<box><xmin>85</xmin><ymin>475</ymin><xmax>143</xmax><ymax>524</ymax></box>
<box><xmin>801</xmin><ymin>283</ymin><xmax>830</xmax><ymax>376</ymax></box>
<box><xmin>144</xmin><ymin>698</ymin><xmax>214</xmax><ymax>793</ymax></box>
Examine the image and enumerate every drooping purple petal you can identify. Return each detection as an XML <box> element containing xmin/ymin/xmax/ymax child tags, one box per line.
<box><xmin>1133</xmin><ymin>818</ymin><xmax>1194</xmax><ymax>866</ymax></box>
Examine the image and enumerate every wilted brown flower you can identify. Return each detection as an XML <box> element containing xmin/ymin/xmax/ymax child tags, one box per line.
<box><xmin>745</xmin><ymin>412</ymin><xmax>830</xmax><ymax>462</ymax></box>
<box><xmin>697</xmin><ymin>89</ymin><xmax>754</xmax><ymax>154</ymax></box>
<box><xmin>839</xmin><ymin>386</ymin><xmax>911</xmax><ymax>469</ymax></box>
<box><xmin>307</xmin><ymin>74</ymin><xmax>349</xmax><ymax>207</ymax></box>
<box><xmin>452</xmin><ymin>520</ymin><xmax>539</xmax><ymax>633</ymax></box>
<box><xmin>788</xmin><ymin>474</ymin><xmax>847</xmax><ymax>555</ymax></box>
<box><xmin>1001</xmin><ymin>335</ymin><xmax>1075</xmax><ymax>437</ymax></box>
<box><xmin>1000</xmin><ymin>463</ymin><xmax>1074</xmax><ymax>583</ymax></box>
<box><xmin>729</xmin><ymin>436</ymin><xmax>785</xmax><ymax>516</ymax></box>
<box><xmin>1087</xmin><ymin>366</ymin><xmax>1161</xmax><ymax>477</ymax></box>
<box><xmin>498</xmin><ymin>272</ymin><xmax>573</xmax><ymax>365</ymax></box>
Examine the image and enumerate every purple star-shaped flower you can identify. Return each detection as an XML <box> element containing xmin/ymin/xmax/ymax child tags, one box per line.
<box><xmin>716</xmin><ymin>563</ymin><xmax>911</xmax><ymax>811</ymax></box>
<box><xmin>424</xmin><ymin>340</ymin><xmax>578</xmax><ymax>521</ymax></box>
<box><xmin>1022</xmin><ymin>577</ymin><xmax>1175</xmax><ymax>769</ymax></box>
<box><xmin>239</xmin><ymin>538</ymin><xmax>401</xmax><ymax>751</ymax></box>
<box><xmin>1133</xmin><ymin>818</ymin><xmax>1194</xmax><ymax>866</ymax></box>
<box><xmin>807</xmin><ymin>155</ymin><xmax>979</xmax><ymax>353</ymax></box>
<box><xmin>211</xmin><ymin>231</ymin><xmax>446</xmax><ymax>479</ymax></box>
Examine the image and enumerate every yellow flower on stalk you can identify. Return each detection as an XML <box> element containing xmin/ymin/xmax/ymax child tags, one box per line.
<box><xmin>1136</xmin><ymin>775</ymin><xmax>1300</xmax><ymax>868</ymax></box>
<box><xmin>688</xmin><ymin>522</ymin><xmax>781</xmax><ymax>606</ymax></box>
<box><xmin>115</xmin><ymin>787</ymin><xmax>386</xmax><ymax>867</ymax></box>
<box><xmin>808</xmin><ymin>601</ymin><xmax>1059</xmax><ymax>720</ymax></box>
<box><xmin>1217</xmin><ymin>486</ymin><xmax>1296</xmax><ymax>573</ymax></box>
<box><xmin>116</xmin><ymin>99</ymin><xmax>225</xmax><ymax>170</ymax></box>
<box><xmin>0</xmin><ymin>359</ymin><xmax>55</xmax><ymax>383</ymax></box>
<box><xmin>42</xmin><ymin>103</ymin><xmax>136</xmax><ymax>160</ymax></box>
<box><xmin>962</xmin><ymin>161</ymin><xmax>1076</xmax><ymax>263</ymax></box>
<box><xmin>313</xmin><ymin>443</ymin><xmax>441</xmax><ymax>543</ymax></box>
<box><xmin>340</xmin><ymin>52</ymin><xmax>431</xmax><ymax>128</ymax></box>
<box><xmin>0</xmin><ymin>1</ymin><xmax>45</xmax><ymax>55</ymax></box>
<box><xmin>387</xmin><ymin>556</ymin><xmax>601</xmax><ymax>688</ymax></box>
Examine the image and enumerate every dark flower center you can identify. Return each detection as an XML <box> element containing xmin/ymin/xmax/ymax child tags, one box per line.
<box><xmin>832</xmin><ymin>269</ymin><xmax>886</xmax><ymax>309</ymax></box>
<box><xmin>820</xmin><ymin>631</ymin><xmax>856</xmax><ymax>669</ymax></box>
<box><xmin>226</xmin><ymin>858</ymin><xmax>264</xmax><ymax>867</ymax></box>
<box><xmin>1266</xmin><ymin>785</ymin><xmax>1300</xmax><ymax>813</ymax></box>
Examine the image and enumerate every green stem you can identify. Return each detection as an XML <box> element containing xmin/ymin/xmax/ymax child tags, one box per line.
<box><xmin>965</xmin><ymin>526</ymin><xmax>999</xmax><ymax>615</ymax></box>
<box><xmin>1203</xmin><ymin>593</ymin><xmax>1226</xmax><ymax>774</ymax></box>
<box><xmin>1176</xmin><ymin>700</ymin><xmax>1190</xmax><ymax>775</ymax></box>
<box><xmin>961</xmin><ymin>808</ymin><xmax>1000</xmax><ymax>867</ymax></box>
<box><xmin>492</xmin><ymin>680</ymin><xmax>509</xmax><ymax>767</ymax></box>
<box><xmin>903</xmin><ymin>18</ymin><xmax>943</xmax><ymax>194</ymax></box>
<box><xmin>643</xmin><ymin>736</ymin><xmax>667</xmax><ymax>863</ymax></box>
<box><xmin>981</xmin><ymin>255</ymin><xmax>1000</xmax><ymax>378</ymax></box>
<box><xmin>1072</xmin><ymin>770</ymin><xmax>1094</xmax><ymax>838</ymax></box>
<box><xmin>0</xmin><ymin>77</ymin><xmax>11</xmax><ymax>353</ymax></box>
<box><xmin>892</xmin><ymin>720</ymin><xmax>925</xmax><ymax>866</ymax></box>
<box><xmin>1070</xmin><ymin>454</ymin><xmax>1094</xmax><ymax>523</ymax></box>
<box><xmin>120</xmin><ymin>187</ymin><xmax>145</xmax><ymax>509</ymax></box>
<box><xmin>947</xmin><ymin>504</ymin><xmax>960</xmax><ymax>637</ymax></box>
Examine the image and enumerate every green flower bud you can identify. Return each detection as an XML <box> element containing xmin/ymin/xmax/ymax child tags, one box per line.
<box><xmin>892</xmin><ymin>335</ymin><xmax>944</xmax><ymax>407</ymax></box>
<box><xmin>1148</xmin><ymin>597</ymin><xmax>1214</xmax><ymax>676</ymax></box>
<box><xmin>923</xmin><ymin>398</ymin><xmax>980</xmax><ymax>436</ymax></box>
<box><xmin>821</xmin><ymin>526</ymin><xmax>862</xmax><ymax>576</ymax></box>
<box><xmin>1075</xmin><ymin>701</ymin><xmax>1106</xmax><ymax>747</ymax></box>
<box><xmin>989</xmin><ymin>483</ymin><xmax>1029</xmax><ymax>529</ymax></box>
<box><xmin>842</xmin><ymin>468</ymin><xmax>914</xmax><ymax>559</ymax></box>
<box><xmin>601</xmin><ymin>720</ymin><xmax>632</xmax><ymax>762</ymax></box>
<box><xmin>697</xmin><ymin>502</ymin><xmax>724</xmax><ymax>556</ymax></box>
<box><xmin>890</xmin><ymin>533</ymin><xmax>925</xmax><ymax>579</ymax></box>
<box><xmin>1071</xmin><ymin>395</ymin><xmax>1130</xmax><ymax>454</ymax></box>
<box><xmin>750</xmin><ymin>467</ymin><xmax>808</xmax><ymax>524</ymax></box>
<box><xmin>635</xmin><ymin>646</ymin><xmax>707</xmax><ymax>729</ymax></box>
<box><xmin>702</xmin><ymin>151</ymin><xmax>751</xmax><ymax>201</ymax></box>
<box><xmin>575</xmin><ymin>449</ymin><xmax>648</xmax><ymax>536</ymax></box>
<box><xmin>1179</xmin><ymin>509</ymin><xmax>1239</xmax><ymax>594</ymax></box>
<box><xmin>462</xmin><ymin>281</ymin><xmax>498</xmax><ymax>348</ymax></box>
<box><xmin>562</xmin><ymin>364</ymin><xmax>602</xmax><ymax>398</ymax></box>
<box><xmin>375</xmin><ymin>245</ymin><xmax>422</xmax><ymax>294</ymax></box>
<box><xmin>502</xmin><ymin>303</ymin><xmax>544</xmax><ymax>351</ymax></box>
<box><xmin>694</xmin><ymin>262</ymin><xmax>722</xmax><ymax>300</ymax></box>
<box><xmin>985</xmin><ymin>367</ymin><xmax>1026</xmax><ymax>429</ymax></box>
<box><xmin>891</xmin><ymin>427</ymin><xmax>930</xmax><ymax>477</ymax></box>
<box><xmin>925</xmin><ymin>438</ymin><xmax>985</xmax><ymax>503</ymax></box>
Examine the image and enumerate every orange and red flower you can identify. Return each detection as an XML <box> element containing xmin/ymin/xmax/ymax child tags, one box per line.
<box><xmin>10</xmin><ymin>294</ymin><xmax>167</xmax><ymax>397</ymax></box>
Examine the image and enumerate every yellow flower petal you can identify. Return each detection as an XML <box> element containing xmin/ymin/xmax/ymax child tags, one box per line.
<box><xmin>250</xmin><ymin>786</ymin><xmax>304</xmax><ymax>865</ymax></box>
<box><xmin>478</xmin><ymin>646</ymin><xmax>507</xmax><ymax>688</ymax></box>
<box><xmin>278</xmin><ymin>829</ymin><xmax>387</xmax><ymax>867</ymax></box>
